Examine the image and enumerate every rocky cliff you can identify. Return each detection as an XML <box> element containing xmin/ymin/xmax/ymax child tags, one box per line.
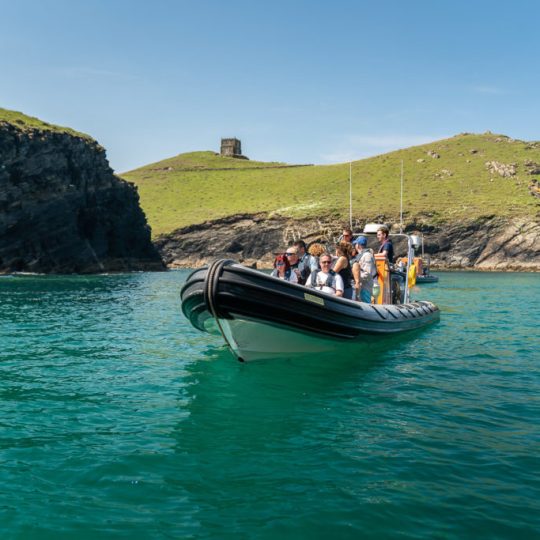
<box><xmin>155</xmin><ymin>213</ymin><xmax>540</xmax><ymax>271</ymax></box>
<box><xmin>0</xmin><ymin>116</ymin><xmax>164</xmax><ymax>273</ymax></box>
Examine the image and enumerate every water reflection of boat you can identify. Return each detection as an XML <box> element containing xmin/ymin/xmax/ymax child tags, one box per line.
<box><xmin>180</xmin><ymin>229</ymin><xmax>440</xmax><ymax>362</ymax></box>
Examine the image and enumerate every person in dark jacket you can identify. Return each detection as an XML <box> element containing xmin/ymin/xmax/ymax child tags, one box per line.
<box><xmin>285</xmin><ymin>247</ymin><xmax>309</xmax><ymax>285</ymax></box>
<box><xmin>376</xmin><ymin>225</ymin><xmax>394</xmax><ymax>263</ymax></box>
<box><xmin>293</xmin><ymin>240</ymin><xmax>316</xmax><ymax>277</ymax></box>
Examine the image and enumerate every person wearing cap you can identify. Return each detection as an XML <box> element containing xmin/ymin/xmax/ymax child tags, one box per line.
<box><xmin>352</xmin><ymin>236</ymin><xmax>377</xmax><ymax>303</ymax></box>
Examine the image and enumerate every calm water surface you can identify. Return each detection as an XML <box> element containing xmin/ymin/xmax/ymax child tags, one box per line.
<box><xmin>0</xmin><ymin>271</ymin><xmax>539</xmax><ymax>539</ymax></box>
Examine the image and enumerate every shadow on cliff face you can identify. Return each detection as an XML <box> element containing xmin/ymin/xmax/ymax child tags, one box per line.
<box><xmin>0</xmin><ymin>123</ymin><xmax>164</xmax><ymax>274</ymax></box>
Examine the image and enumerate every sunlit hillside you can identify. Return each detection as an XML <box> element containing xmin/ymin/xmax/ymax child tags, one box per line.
<box><xmin>123</xmin><ymin>134</ymin><xmax>540</xmax><ymax>236</ymax></box>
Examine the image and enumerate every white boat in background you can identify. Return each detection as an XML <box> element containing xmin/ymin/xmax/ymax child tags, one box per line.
<box><xmin>397</xmin><ymin>233</ymin><xmax>439</xmax><ymax>284</ymax></box>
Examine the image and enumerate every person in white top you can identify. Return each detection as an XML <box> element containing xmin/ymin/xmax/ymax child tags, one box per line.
<box><xmin>306</xmin><ymin>254</ymin><xmax>344</xmax><ymax>296</ymax></box>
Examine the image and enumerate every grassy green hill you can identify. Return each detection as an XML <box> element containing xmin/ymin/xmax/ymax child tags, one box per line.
<box><xmin>132</xmin><ymin>150</ymin><xmax>290</xmax><ymax>171</ymax></box>
<box><xmin>124</xmin><ymin>133</ymin><xmax>539</xmax><ymax>237</ymax></box>
<box><xmin>0</xmin><ymin>108</ymin><xmax>92</xmax><ymax>140</ymax></box>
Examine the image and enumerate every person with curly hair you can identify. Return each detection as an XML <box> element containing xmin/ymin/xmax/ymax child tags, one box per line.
<box><xmin>307</xmin><ymin>242</ymin><xmax>325</xmax><ymax>273</ymax></box>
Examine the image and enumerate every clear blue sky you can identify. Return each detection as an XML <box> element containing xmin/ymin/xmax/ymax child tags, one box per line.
<box><xmin>1</xmin><ymin>0</ymin><xmax>539</xmax><ymax>172</ymax></box>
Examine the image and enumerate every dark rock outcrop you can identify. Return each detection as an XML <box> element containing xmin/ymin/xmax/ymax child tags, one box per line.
<box><xmin>0</xmin><ymin>121</ymin><xmax>164</xmax><ymax>273</ymax></box>
<box><xmin>424</xmin><ymin>216</ymin><xmax>540</xmax><ymax>271</ymax></box>
<box><xmin>155</xmin><ymin>213</ymin><xmax>540</xmax><ymax>272</ymax></box>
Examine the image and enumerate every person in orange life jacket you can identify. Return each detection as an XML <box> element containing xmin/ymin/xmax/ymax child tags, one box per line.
<box><xmin>377</xmin><ymin>225</ymin><xmax>394</xmax><ymax>263</ymax></box>
<box><xmin>271</xmin><ymin>253</ymin><xmax>298</xmax><ymax>283</ymax></box>
<box><xmin>306</xmin><ymin>254</ymin><xmax>344</xmax><ymax>297</ymax></box>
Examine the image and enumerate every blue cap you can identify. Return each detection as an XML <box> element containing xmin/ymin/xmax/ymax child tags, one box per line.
<box><xmin>353</xmin><ymin>235</ymin><xmax>367</xmax><ymax>246</ymax></box>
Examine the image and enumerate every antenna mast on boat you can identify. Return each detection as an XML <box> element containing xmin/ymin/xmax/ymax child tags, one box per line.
<box><xmin>399</xmin><ymin>159</ymin><xmax>404</xmax><ymax>234</ymax></box>
<box><xmin>349</xmin><ymin>161</ymin><xmax>353</xmax><ymax>228</ymax></box>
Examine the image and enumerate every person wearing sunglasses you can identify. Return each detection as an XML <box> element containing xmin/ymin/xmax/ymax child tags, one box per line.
<box><xmin>271</xmin><ymin>253</ymin><xmax>298</xmax><ymax>283</ymax></box>
<box><xmin>306</xmin><ymin>254</ymin><xmax>344</xmax><ymax>297</ymax></box>
<box><xmin>284</xmin><ymin>246</ymin><xmax>309</xmax><ymax>285</ymax></box>
<box><xmin>341</xmin><ymin>227</ymin><xmax>354</xmax><ymax>243</ymax></box>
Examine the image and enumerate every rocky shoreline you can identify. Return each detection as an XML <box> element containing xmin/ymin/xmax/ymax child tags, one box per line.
<box><xmin>155</xmin><ymin>213</ymin><xmax>540</xmax><ymax>272</ymax></box>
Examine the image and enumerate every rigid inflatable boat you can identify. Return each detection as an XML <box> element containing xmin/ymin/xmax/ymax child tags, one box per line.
<box><xmin>181</xmin><ymin>228</ymin><xmax>440</xmax><ymax>361</ymax></box>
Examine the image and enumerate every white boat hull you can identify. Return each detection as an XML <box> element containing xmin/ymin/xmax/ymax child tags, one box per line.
<box><xmin>218</xmin><ymin>316</ymin><xmax>397</xmax><ymax>362</ymax></box>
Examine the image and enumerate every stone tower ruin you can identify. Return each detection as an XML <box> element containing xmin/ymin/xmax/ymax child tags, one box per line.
<box><xmin>220</xmin><ymin>138</ymin><xmax>247</xmax><ymax>159</ymax></box>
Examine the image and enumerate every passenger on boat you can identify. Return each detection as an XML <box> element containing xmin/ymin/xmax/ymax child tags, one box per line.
<box><xmin>351</xmin><ymin>236</ymin><xmax>376</xmax><ymax>303</ymax></box>
<box><xmin>285</xmin><ymin>247</ymin><xmax>309</xmax><ymax>285</ymax></box>
<box><xmin>307</xmin><ymin>242</ymin><xmax>325</xmax><ymax>272</ymax></box>
<box><xmin>341</xmin><ymin>227</ymin><xmax>353</xmax><ymax>243</ymax></box>
<box><xmin>306</xmin><ymin>254</ymin><xmax>344</xmax><ymax>297</ymax></box>
<box><xmin>271</xmin><ymin>254</ymin><xmax>298</xmax><ymax>283</ymax></box>
<box><xmin>293</xmin><ymin>240</ymin><xmax>318</xmax><ymax>275</ymax></box>
<box><xmin>332</xmin><ymin>241</ymin><xmax>355</xmax><ymax>300</ymax></box>
<box><xmin>377</xmin><ymin>226</ymin><xmax>394</xmax><ymax>264</ymax></box>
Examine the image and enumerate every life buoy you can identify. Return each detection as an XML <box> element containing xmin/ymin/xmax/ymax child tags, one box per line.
<box><xmin>408</xmin><ymin>264</ymin><xmax>417</xmax><ymax>288</ymax></box>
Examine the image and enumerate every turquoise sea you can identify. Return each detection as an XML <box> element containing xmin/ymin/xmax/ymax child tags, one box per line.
<box><xmin>0</xmin><ymin>271</ymin><xmax>539</xmax><ymax>539</ymax></box>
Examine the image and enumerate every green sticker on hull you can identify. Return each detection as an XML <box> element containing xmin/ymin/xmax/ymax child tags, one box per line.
<box><xmin>304</xmin><ymin>293</ymin><xmax>325</xmax><ymax>306</ymax></box>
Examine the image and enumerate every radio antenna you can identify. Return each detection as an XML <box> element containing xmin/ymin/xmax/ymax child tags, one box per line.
<box><xmin>399</xmin><ymin>159</ymin><xmax>404</xmax><ymax>233</ymax></box>
<box><xmin>349</xmin><ymin>161</ymin><xmax>353</xmax><ymax>228</ymax></box>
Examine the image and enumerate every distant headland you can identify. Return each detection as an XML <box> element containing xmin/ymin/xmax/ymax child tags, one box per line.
<box><xmin>0</xmin><ymin>108</ymin><xmax>164</xmax><ymax>274</ymax></box>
